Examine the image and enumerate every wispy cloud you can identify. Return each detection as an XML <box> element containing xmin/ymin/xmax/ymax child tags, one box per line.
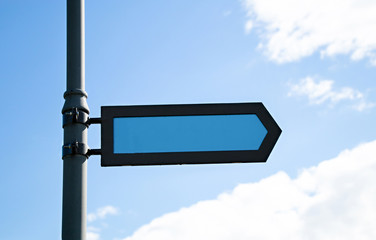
<box><xmin>88</xmin><ymin>205</ymin><xmax>119</xmax><ymax>222</ymax></box>
<box><xmin>244</xmin><ymin>21</ymin><xmax>253</xmax><ymax>34</ymax></box>
<box><xmin>288</xmin><ymin>76</ymin><xmax>374</xmax><ymax>111</ymax></box>
<box><xmin>242</xmin><ymin>0</ymin><xmax>376</xmax><ymax>64</ymax></box>
<box><xmin>122</xmin><ymin>140</ymin><xmax>376</xmax><ymax>239</ymax></box>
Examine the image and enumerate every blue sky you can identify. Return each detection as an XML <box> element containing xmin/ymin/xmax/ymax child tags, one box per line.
<box><xmin>1</xmin><ymin>0</ymin><xmax>376</xmax><ymax>239</ymax></box>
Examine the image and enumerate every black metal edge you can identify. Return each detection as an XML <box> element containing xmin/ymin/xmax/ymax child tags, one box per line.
<box><xmin>254</xmin><ymin>103</ymin><xmax>282</xmax><ymax>163</ymax></box>
<box><xmin>101</xmin><ymin>106</ymin><xmax>114</xmax><ymax>166</ymax></box>
<box><xmin>101</xmin><ymin>102</ymin><xmax>263</xmax><ymax>117</ymax></box>
<box><xmin>100</xmin><ymin>102</ymin><xmax>281</xmax><ymax>167</ymax></box>
<box><xmin>103</xmin><ymin>150</ymin><xmax>264</xmax><ymax>166</ymax></box>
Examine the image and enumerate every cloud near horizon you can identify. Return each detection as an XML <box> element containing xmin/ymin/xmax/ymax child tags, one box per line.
<box><xmin>121</xmin><ymin>140</ymin><xmax>376</xmax><ymax>240</ymax></box>
<box><xmin>243</xmin><ymin>0</ymin><xmax>376</xmax><ymax>64</ymax></box>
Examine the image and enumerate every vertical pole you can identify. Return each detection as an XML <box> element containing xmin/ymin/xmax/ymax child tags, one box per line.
<box><xmin>62</xmin><ymin>0</ymin><xmax>88</xmax><ymax>239</ymax></box>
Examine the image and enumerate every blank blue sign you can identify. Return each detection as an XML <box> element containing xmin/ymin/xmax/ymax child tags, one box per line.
<box><xmin>113</xmin><ymin>114</ymin><xmax>267</xmax><ymax>154</ymax></box>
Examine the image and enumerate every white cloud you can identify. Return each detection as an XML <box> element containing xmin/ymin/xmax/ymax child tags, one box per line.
<box><xmin>87</xmin><ymin>226</ymin><xmax>101</xmax><ymax>240</ymax></box>
<box><xmin>288</xmin><ymin>76</ymin><xmax>374</xmax><ymax>111</ymax></box>
<box><xmin>242</xmin><ymin>0</ymin><xmax>376</xmax><ymax>64</ymax></box>
<box><xmin>87</xmin><ymin>231</ymin><xmax>100</xmax><ymax>240</ymax></box>
<box><xmin>86</xmin><ymin>206</ymin><xmax>118</xmax><ymax>240</ymax></box>
<box><xmin>88</xmin><ymin>205</ymin><xmax>119</xmax><ymax>222</ymax></box>
<box><xmin>122</xmin><ymin>140</ymin><xmax>376</xmax><ymax>240</ymax></box>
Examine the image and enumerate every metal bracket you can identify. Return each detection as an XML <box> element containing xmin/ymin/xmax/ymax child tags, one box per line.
<box><xmin>87</xmin><ymin>149</ymin><xmax>102</xmax><ymax>156</ymax></box>
<box><xmin>62</xmin><ymin>142</ymin><xmax>101</xmax><ymax>158</ymax></box>
<box><xmin>62</xmin><ymin>142</ymin><xmax>89</xmax><ymax>158</ymax></box>
<box><xmin>63</xmin><ymin>108</ymin><xmax>89</xmax><ymax>127</ymax></box>
<box><xmin>87</xmin><ymin>117</ymin><xmax>101</xmax><ymax>125</ymax></box>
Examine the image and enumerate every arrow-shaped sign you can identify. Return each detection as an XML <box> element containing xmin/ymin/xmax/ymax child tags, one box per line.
<box><xmin>100</xmin><ymin>102</ymin><xmax>281</xmax><ymax>166</ymax></box>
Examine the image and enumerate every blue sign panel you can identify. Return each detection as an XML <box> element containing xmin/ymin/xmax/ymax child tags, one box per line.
<box><xmin>101</xmin><ymin>103</ymin><xmax>281</xmax><ymax>166</ymax></box>
<box><xmin>113</xmin><ymin>114</ymin><xmax>267</xmax><ymax>154</ymax></box>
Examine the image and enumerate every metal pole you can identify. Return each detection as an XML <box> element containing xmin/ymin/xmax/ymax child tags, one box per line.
<box><xmin>62</xmin><ymin>0</ymin><xmax>89</xmax><ymax>239</ymax></box>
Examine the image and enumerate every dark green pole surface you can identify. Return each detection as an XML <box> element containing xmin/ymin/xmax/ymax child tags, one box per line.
<box><xmin>62</xmin><ymin>0</ymin><xmax>89</xmax><ymax>239</ymax></box>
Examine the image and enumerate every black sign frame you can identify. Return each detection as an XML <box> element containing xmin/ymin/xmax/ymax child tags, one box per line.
<box><xmin>101</xmin><ymin>102</ymin><xmax>281</xmax><ymax>166</ymax></box>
